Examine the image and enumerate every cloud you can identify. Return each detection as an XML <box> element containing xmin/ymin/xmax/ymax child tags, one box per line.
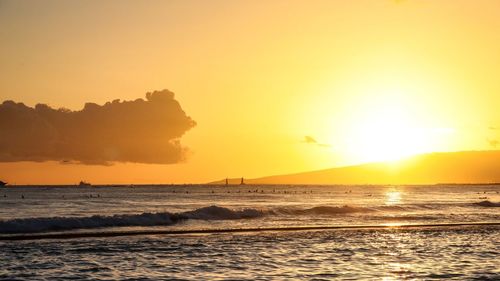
<box><xmin>0</xmin><ymin>89</ymin><xmax>196</xmax><ymax>165</ymax></box>
<box><xmin>303</xmin><ymin>136</ymin><xmax>331</xmax><ymax>148</ymax></box>
<box><xmin>304</xmin><ymin>136</ymin><xmax>318</xmax><ymax>144</ymax></box>
<box><xmin>488</xmin><ymin>126</ymin><xmax>498</xmax><ymax>130</ymax></box>
<box><xmin>487</xmin><ymin>139</ymin><xmax>499</xmax><ymax>148</ymax></box>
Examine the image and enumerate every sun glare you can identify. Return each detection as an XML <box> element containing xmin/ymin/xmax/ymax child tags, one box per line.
<box><xmin>349</xmin><ymin>106</ymin><xmax>430</xmax><ymax>162</ymax></box>
<box><xmin>339</xmin><ymin>86</ymin><xmax>444</xmax><ymax>164</ymax></box>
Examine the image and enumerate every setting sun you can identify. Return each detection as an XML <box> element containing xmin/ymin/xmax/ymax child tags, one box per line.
<box><xmin>330</xmin><ymin>81</ymin><xmax>455</xmax><ymax>164</ymax></box>
<box><xmin>346</xmin><ymin>98</ymin><xmax>435</xmax><ymax>163</ymax></box>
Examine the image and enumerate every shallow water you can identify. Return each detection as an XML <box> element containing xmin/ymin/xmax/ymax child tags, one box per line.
<box><xmin>1</xmin><ymin>226</ymin><xmax>499</xmax><ymax>280</ymax></box>
<box><xmin>0</xmin><ymin>184</ymin><xmax>499</xmax><ymax>279</ymax></box>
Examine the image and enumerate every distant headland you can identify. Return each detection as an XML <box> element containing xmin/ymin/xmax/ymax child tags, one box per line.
<box><xmin>210</xmin><ymin>150</ymin><xmax>500</xmax><ymax>185</ymax></box>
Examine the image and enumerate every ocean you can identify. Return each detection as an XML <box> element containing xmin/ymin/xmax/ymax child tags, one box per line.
<box><xmin>0</xmin><ymin>184</ymin><xmax>499</xmax><ymax>280</ymax></box>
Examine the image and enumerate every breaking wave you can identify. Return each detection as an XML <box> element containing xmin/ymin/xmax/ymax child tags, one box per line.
<box><xmin>0</xmin><ymin>206</ymin><xmax>264</xmax><ymax>234</ymax></box>
<box><xmin>0</xmin><ymin>203</ymin><xmax>477</xmax><ymax>234</ymax></box>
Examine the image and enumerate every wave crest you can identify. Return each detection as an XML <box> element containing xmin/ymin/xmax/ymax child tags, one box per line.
<box><xmin>473</xmin><ymin>201</ymin><xmax>500</xmax><ymax>208</ymax></box>
<box><xmin>183</xmin><ymin>205</ymin><xmax>265</xmax><ymax>220</ymax></box>
<box><xmin>0</xmin><ymin>205</ymin><xmax>267</xmax><ymax>234</ymax></box>
<box><xmin>0</xmin><ymin>212</ymin><xmax>178</xmax><ymax>234</ymax></box>
<box><xmin>0</xmin><ymin>204</ymin><xmax>442</xmax><ymax>234</ymax></box>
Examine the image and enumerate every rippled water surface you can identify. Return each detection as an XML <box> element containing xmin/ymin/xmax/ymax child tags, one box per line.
<box><xmin>1</xmin><ymin>227</ymin><xmax>499</xmax><ymax>280</ymax></box>
<box><xmin>0</xmin><ymin>184</ymin><xmax>499</xmax><ymax>279</ymax></box>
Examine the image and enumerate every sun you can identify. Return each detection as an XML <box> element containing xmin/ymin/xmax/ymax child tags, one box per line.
<box><xmin>350</xmin><ymin>107</ymin><xmax>428</xmax><ymax>162</ymax></box>
<box><xmin>341</xmin><ymin>93</ymin><xmax>439</xmax><ymax>164</ymax></box>
<box><xmin>315</xmin><ymin>69</ymin><xmax>456</xmax><ymax>166</ymax></box>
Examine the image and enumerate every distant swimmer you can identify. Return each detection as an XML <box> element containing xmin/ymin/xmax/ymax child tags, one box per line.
<box><xmin>21</xmin><ymin>194</ymin><xmax>25</xmax><ymax>199</ymax></box>
<box><xmin>3</xmin><ymin>194</ymin><xmax>6</xmax><ymax>198</ymax></box>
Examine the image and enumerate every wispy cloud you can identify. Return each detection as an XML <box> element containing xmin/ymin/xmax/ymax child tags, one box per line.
<box><xmin>487</xmin><ymin>139</ymin><xmax>499</xmax><ymax>148</ymax></box>
<box><xmin>303</xmin><ymin>136</ymin><xmax>331</xmax><ymax>148</ymax></box>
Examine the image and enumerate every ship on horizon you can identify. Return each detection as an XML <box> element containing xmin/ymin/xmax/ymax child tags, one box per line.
<box><xmin>78</xmin><ymin>181</ymin><xmax>92</xmax><ymax>187</ymax></box>
<box><xmin>0</xmin><ymin>180</ymin><xmax>7</xmax><ymax>187</ymax></box>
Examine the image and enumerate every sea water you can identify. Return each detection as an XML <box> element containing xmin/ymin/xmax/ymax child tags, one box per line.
<box><xmin>0</xmin><ymin>184</ymin><xmax>499</xmax><ymax>280</ymax></box>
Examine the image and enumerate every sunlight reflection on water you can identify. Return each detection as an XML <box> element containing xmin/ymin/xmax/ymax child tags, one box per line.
<box><xmin>385</xmin><ymin>190</ymin><xmax>402</xmax><ymax>205</ymax></box>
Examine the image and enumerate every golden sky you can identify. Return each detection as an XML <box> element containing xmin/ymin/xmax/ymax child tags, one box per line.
<box><xmin>1</xmin><ymin>0</ymin><xmax>500</xmax><ymax>184</ymax></box>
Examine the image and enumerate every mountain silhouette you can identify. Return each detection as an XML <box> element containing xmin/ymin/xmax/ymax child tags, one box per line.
<box><xmin>215</xmin><ymin>151</ymin><xmax>500</xmax><ymax>185</ymax></box>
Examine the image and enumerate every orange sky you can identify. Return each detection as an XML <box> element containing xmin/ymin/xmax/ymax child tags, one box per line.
<box><xmin>1</xmin><ymin>0</ymin><xmax>500</xmax><ymax>184</ymax></box>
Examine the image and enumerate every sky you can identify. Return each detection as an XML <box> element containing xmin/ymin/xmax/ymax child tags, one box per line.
<box><xmin>1</xmin><ymin>0</ymin><xmax>500</xmax><ymax>184</ymax></box>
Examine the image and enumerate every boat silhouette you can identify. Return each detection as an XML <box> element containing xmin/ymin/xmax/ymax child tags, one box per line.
<box><xmin>0</xmin><ymin>181</ymin><xmax>7</xmax><ymax>187</ymax></box>
<box><xmin>78</xmin><ymin>181</ymin><xmax>92</xmax><ymax>187</ymax></box>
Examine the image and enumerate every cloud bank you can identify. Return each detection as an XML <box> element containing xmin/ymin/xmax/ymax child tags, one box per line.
<box><xmin>0</xmin><ymin>89</ymin><xmax>196</xmax><ymax>165</ymax></box>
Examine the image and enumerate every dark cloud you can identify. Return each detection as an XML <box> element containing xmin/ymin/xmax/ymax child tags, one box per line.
<box><xmin>303</xmin><ymin>136</ymin><xmax>331</xmax><ymax>148</ymax></box>
<box><xmin>488</xmin><ymin>126</ymin><xmax>498</xmax><ymax>130</ymax></box>
<box><xmin>0</xmin><ymin>89</ymin><xmax>196</xmax><ymax>165</ymax></box>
